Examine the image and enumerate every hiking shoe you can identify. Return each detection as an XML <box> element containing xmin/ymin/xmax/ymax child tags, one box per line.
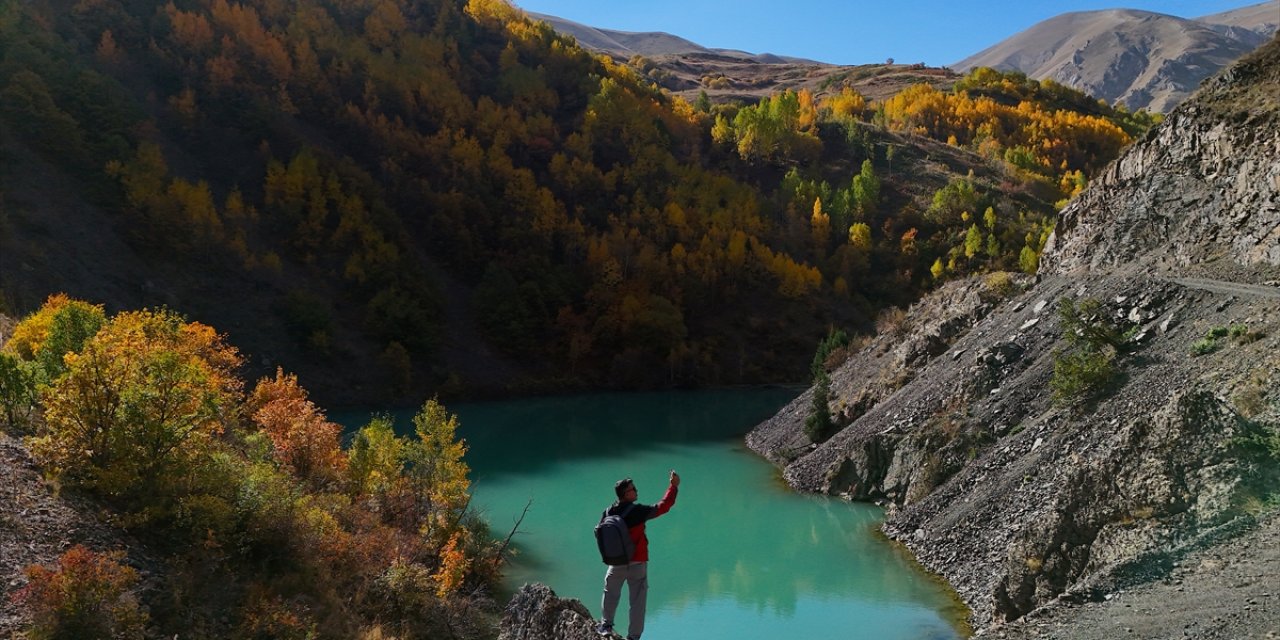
<box><xmin>595</xmin><ymin>622</ymin><xmax>613</xmax><ymax>636</ymax></box>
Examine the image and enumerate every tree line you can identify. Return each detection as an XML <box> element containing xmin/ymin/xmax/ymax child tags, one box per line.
<box><xmin>0</xmin><ymin>0</ymin><xmax>1159</xmax><ymax>395</ymax></box>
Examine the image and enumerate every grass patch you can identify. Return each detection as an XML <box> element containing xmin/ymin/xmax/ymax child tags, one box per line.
<box><xmin>1193</xmin><ymin>323</ymin><xmax>1265</xmax><ymax>356</ymax></box>
<box><xmin>1191</xmin><ymin>336</ymin><xmax>1220</xmax><ymax>356</ymax></box>
<box><xmin>1233</xmin><ymin>375</ymin><xmax>1271</xmax><ymax>418</ymax></box>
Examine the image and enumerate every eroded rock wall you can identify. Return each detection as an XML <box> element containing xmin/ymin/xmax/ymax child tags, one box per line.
<box><xmin>1041</xmin><ymin>38</ymin><xmax>1280</xmax><ymax>274</ymax></box>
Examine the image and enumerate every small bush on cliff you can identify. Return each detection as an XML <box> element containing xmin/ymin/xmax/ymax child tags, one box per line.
<box><xmin>805</xmin><ymin>329</ymin><xmax>848</xmax><ymax>443</ymax></box>
<box><xmin>874</xmin><ymin>307</ymin><xmax>909</xmax><ymax>337</ymax></box>
<box><xmin>1050</xmin><ymin>348</ymin><xmax>1118</xmax><ymax>405</ymax></box>
<box><xmin>805</xmin><ymin>370</ymin><xmax>835</xmax><ymax>443</ymax></box>
<box><xmin>1233</xmin><ymin>414</ymin><xmax>1280</xmax><ymax>509</ymax></box>
<box><xmin>1050</xmin><ymin>297</ymin><xmax>1133</xmax><ymax>407</ymax></box>
<box><xmin>1191</xmin><ymin>336</ymin><xmax>1220</xmax><ymax>356</ymax></box>
<box><xmin>1193</xmin><ymin>324</ymin><xmax>1265</xmax><ymax>356</ymax></box>
<box><xmin>980</xmin><ymin>271</ymin><xmax>1021</xmax><ymax>301</ymax></box>
<box><xmin>0</xmin><ymin>352</ymin><xmax>39</xmax><ymax>430</ymax></box>
<box><xmin>811</xmin><ymin>328</ymin><xmax>851</xmax><ymax>376</ymax></box>
<box><xmin>1056</xmin><ymin>297</ymin><xmax>1134</xmax><ymax>353</ymax></box>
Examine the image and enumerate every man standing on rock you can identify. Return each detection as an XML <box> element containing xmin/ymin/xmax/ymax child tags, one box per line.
<box><xmin>597</xmin><ymin>470</ymin><xmax>680</xmax><ymax>640</ymax></box>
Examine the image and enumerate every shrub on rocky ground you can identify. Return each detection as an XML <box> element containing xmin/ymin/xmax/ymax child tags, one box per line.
<box><xmin>1050</xmin><ymin>297</ymin><xmax>1132</xmax><ymax>407</ymax></box>
<box><xmin>14</xmin><ymin>545</ymin><xmax>148</xmax><ymax>640</ymax></box>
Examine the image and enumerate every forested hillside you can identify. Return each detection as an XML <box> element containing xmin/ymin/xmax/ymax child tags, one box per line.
<box><xmin>0</xmin><ymin>0</ymin><xmax>1156</xmax><ymax>403</ymax></box>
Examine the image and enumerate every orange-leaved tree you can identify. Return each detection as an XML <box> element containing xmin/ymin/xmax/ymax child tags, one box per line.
<box><xmin>248</xmin><ymin>367</ymin><xmax>346</xmax><ymax>487</ymax></box>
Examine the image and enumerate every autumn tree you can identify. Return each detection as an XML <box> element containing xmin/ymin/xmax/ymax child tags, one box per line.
<box><xmin>248</xmin><ymin>368</ymin><xmax>346</xmax><ymax>487</ymax></box>
<box><xmin>926</xmin><ymin>175</ymin><xmax>981</xmax><ymax>226</ymax></box>
<box><xmin>964</xmin><ymin>224</ymin><xmax>983</xmax><ymax>259</ymax></box>
<box><xmin>405</xmin><ymin>399</ymin><xmax>470</xmax><ymax>543</ymax></box>
<box><xmin>850</xmin><ymin>159</ymin><xmax>880</xmax><ymax>219</ymax></box>
<box><xmin>848</xmin><ymin>222</ymin><xmax>872</xmax><ymax>250</ymax></box>
<box><xmin>347</xmin><ymin>415</ymin><xmax>405</xmax><ymax>497</ymax></box>
<box><xmin>30</xmin><ymin>308</ymin><xmax>242</xmax><ymax>501</ymax></box>
<box><xmin>824</xmin><ymin>86</ymin><xmax>867</xmax><ymax>123</ymax></box>
<box><xmin>727</xmin><ymin>90</ymin><xmax>821</xmax><ymax>162</ymax></box>
<box><xmin>5</xmin><ymin>294</ymin><xmax>106</xmax><ymax>381</ymax></box>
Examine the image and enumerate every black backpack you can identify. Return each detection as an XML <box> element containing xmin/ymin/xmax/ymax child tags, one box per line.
<box><xmin>594</xmin><ymin>503</ymin><xmax>637</xmax><ymax>566</ymax></box>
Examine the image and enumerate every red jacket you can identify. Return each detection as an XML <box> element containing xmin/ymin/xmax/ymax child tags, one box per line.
<box><xmin>604</xmin><ymin>483</ymin><xmax>677</xmax><ymax>562</ymax></box>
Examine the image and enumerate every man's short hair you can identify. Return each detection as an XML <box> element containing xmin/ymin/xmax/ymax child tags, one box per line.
<box><xmin>614</xmin><ymin>477</ymin><xmax>633</xmax><ymax>498</ymax></box>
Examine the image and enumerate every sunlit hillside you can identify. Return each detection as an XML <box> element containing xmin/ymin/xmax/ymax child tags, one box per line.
<box><xmin>0</xmin><ymin>0</ymin><xmax>1155</xmax><ymax>403</ymax></box>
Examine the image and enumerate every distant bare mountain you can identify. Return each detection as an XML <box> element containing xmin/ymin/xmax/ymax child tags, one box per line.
<box><xmin>527</xmin><ymin>11</ymin><xmax>955</xmax><ymax>105</ymax></box>
<box><xmin>528</xmin><ymin>12</ymin><xmax>705</xmax><ymax>57</ymax></box>
<box><xmin>527</xmin><ymin>12</ymin><xmax>811</xmax><ymax>64</ymax></box>
<box><xmin>955</xmin><ymin>2</ymin><xmax>1278</xmax><ymax>113</ymax></box>
<box><xmin>1198</xmin><ymin>1</ymin><xmax>1280</xmax><ymax>33</ymax></box>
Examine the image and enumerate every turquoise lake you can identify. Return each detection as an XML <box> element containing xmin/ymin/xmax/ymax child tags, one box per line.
<box><xmin>345</xmin><ymin>389</ymin><xmax>964</xmax><ymax>640</ymax></box>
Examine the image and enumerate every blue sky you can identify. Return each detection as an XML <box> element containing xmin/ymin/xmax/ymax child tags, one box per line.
<box><xmin>511</xmin><ymin>0</ymin><xmax>1269</xmax><ymax>66</ymax></box>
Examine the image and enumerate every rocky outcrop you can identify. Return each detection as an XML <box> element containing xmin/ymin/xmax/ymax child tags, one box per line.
<box><xmin>990</xmin><ymin>510</ymin><xmax>1280</xmax><ymax>640</ymax></box>
<box><xmin>1041</xmin><ymin>36</ymin><xmax>1280</xmax><ymax>274</ymax></box>
<box><xmin>748</xmin><ymin>37</ymin><xmax>1280</xmax><ymax>635</ymax></box>
<box><xmin>497</xmin><ymin>584</ymin><xmax>602</xmax><ymax>640</ymax></box>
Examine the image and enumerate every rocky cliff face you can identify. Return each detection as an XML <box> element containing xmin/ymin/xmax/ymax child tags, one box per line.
<box><xmin>1041</xmin><ymin>38</ymin><xmax>1280</xmax><ymax>273</ymax></box>
<box><xmin>748</xmin><ymin>37</ymin><xmax>1280</xmax><ymax>634</ymax></box>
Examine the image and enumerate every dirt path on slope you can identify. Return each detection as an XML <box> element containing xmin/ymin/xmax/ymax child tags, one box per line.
<box><xmin>1168</xmin><ymin>277</ymin><xmax>1280</xmax><ymax>299</ymax></box>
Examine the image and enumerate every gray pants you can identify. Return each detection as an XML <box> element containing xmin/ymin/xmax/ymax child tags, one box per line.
<box><xmin>601</xmin><ymin>561</ymin><xmax>648</xmax><ymax>639</ymax></box>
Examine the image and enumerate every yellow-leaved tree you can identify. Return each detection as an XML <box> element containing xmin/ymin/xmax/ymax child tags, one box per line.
<box><xmin>30</xmin><ymin>308</ymin><xmax>242</xmax><ymax>500</ymax></box>
<box><xmin>4</xmin><ymin>294</ymin><xmax>106</xmax><ymax>380</ymax></box>
<box><xmin>408</xmin><ymin>398</ymin><xmax>471</xmax><ymax>544</ymax></box>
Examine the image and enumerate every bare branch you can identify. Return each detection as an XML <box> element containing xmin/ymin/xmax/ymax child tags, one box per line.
<box><xmin>493</xmin><ymin>498</ymin><xmax>532</xmax><ymax>569</ymax></box>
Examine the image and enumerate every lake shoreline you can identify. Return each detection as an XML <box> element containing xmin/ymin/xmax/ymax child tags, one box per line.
<box><xmin>428</xmin><ymin>389</ymin><xmax>966</xmax><ymax>640</ymax></box>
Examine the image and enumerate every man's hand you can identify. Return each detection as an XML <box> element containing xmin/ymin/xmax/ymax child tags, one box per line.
<box><xmin>669</xmin><ymin>469</ymin><xmax>681</xmax><ymax>487</ymax></box>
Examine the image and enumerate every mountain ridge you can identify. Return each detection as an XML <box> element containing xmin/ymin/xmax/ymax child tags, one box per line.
<box><xmin>526</xmin><ymin>12</ymin><xmax>814</xmax><ymax>64</ymax></box>
<box><xmin>955</xmin><ymin>1</ymin><xmax>1279</xmax><ymax>112</ymax></box>
<box><xmin>527</xmin><ymin>4</ymin><xmax>1276</xmax><ymax>113</ymax></box>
